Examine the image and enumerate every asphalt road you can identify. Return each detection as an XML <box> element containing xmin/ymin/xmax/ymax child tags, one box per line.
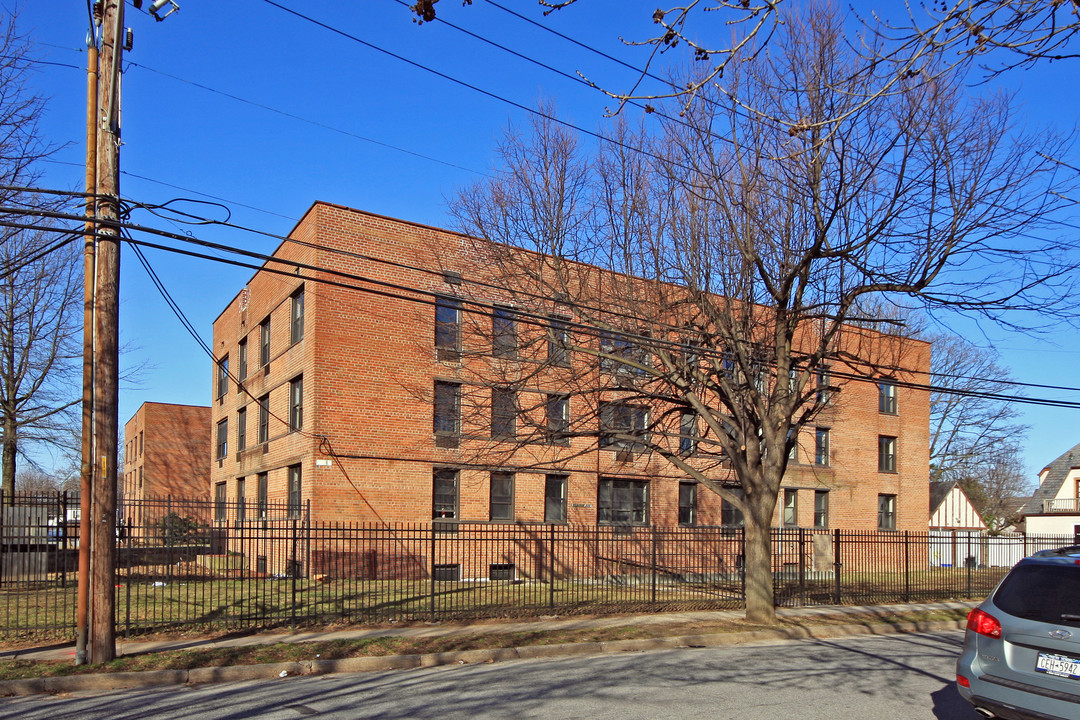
<box><xmin>0</xmin><ymin>630</ymin><xmax>983</xmax><ymax>720</ymax></box>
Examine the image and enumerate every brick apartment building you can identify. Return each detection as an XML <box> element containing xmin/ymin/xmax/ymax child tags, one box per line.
<box><xmin>209</xmin><ymin>202</ymin><xmax>930</xmax><ymax>538</ymax></box>
<box><xmin>122</xmin><ymin>402</ymin><xmax>212</xmax><ymax>502</ymax></box>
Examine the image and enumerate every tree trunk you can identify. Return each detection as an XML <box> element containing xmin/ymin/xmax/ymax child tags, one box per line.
<box><xmin>1</xmin><ymin>416</ymin><xmax>14</xmax><ymax>502</ymax></box>
<box><xmin>743</xmin><ymin>504</ymin><xmax>776</xmax><ymax>624</ymax></box>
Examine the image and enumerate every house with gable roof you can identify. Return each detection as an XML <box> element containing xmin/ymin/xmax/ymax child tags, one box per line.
<box><xmin>929</xmin><ymin>481</ymin><xmax>985</xmax><ymax>531</ymax></box>
<box><xmin>1022</xmin><ymin>441</ymin><xmax>1080</xmax><ymax>538</ymax></box>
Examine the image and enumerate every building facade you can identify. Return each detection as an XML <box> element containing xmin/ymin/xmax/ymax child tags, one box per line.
<box><xmin>122</xmin><ymin>402</ymin><xmax>212</xmax><ymax>502</ymax></box>
<box><xmin>1023</xmin><ymin>441</ymin><xmax>1080</xmax><ymax>536</ymax></box>
<box><xmin>209</xmin><ymin>203</ymin><xmax>931</xmax><ymax>536</ymax></box>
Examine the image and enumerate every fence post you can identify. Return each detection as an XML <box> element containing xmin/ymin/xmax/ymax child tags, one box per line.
<box><xmin>798</xmin><ymin>528</ymin><xmax>806</xmax><ymax>607</ymax></box>
<box><xmin>429</xmin><ymin>523</ymin><xmax>437</xmax><ymax>620</ymax></box>
<box><xmin>739</xmin><ymin>527</ymin><xmax>746</xmax><ymax>608</ymax></box>
<box><xmin>903</xmin><ymin>531</ymin><xmax>910</xmax><ymax>603</ymax></box>
<box><xmin>833</xmin><ymin>528</ymin><xmax>842</xmax><ymax>605</ymax></box>
<box><xmin>290</xmin><ymin>517</ymin><xmax>298</xmax><ymax>628</ymax></box>
<box><xmin>966</xmin><ymin>532</ymin><xmax>973</xmax><ymax>599</ymax></box>
<box><xmin>548</xmin><ymin>523</ymin><xmax>555</xmax><ymax>610</ymax></box>
<box><xmin>651</xmin><ymin>525</ymin><xmax>658</xmax><ymax>606</ymax></box>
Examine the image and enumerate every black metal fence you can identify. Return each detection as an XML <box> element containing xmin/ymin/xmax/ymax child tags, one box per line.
<box><xmin>0</xmin><ymin>493</ymin><xmax>1071</xmax><ymax>640</ymax></box>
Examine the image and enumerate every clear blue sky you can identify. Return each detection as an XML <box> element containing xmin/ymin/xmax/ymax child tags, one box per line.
<box><xmin>13</xmin><ymin>1</ymin><xmax>1080</xmax><ymax>481</ymax></box>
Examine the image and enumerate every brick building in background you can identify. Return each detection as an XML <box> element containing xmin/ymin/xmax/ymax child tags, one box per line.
<box><xmin>209</xmin><ymin>202</ymin><xmax>930</xmax><ymax>536</ymax></box>
<box><xmin>122</xmin><ymin>402</ymin><xmax>211</xmax><ymax>503</ymax></box>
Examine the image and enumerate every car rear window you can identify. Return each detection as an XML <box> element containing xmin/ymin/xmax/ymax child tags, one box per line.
<box><xmin>994</xmin><ymin>563</ymin><xmax>1080</xmax><ymax>626</ymax></box>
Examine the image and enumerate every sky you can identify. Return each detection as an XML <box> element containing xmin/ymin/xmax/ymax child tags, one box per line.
<box><xmin>11</xmin><ymin>0</ymin><xmax>1080</xmax><ymax>482</ymax></box>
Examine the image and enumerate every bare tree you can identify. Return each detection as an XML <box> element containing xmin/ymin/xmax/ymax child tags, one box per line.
<box><xmin>955</xmin><ymin>443</ymin><xmax>1033</xmax><ymax>534</ymax></box>
<box><xmin>447</xmin><ymin>6</ymin><xmax>1072</xmax><ymax>624</ymax></box>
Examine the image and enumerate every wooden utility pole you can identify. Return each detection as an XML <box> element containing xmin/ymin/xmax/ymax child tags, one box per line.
<box><xmin>89</xmin><ymin>0</ymin><xmax>124</xmax><ymax>664</ymax></box>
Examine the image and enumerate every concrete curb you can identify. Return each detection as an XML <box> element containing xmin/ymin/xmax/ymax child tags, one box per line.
<box><xmin>0</xmin><ymin>619</ymin><xmax>966</xmax><ymax>697</ymax></box>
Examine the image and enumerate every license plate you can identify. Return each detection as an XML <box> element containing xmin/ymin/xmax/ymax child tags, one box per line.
<box><xmin>1036</xmin><ymin>652</ymin><xmax>1080</xmax><ymax>679</ymax></box>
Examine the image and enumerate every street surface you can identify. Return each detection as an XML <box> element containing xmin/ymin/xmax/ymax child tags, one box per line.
<box><xmin>0</xmin><ymin>630</ymin><xmax>983</xmax><ymax>719</ymax></box>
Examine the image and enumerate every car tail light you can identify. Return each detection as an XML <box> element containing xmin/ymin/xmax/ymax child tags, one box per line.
<box><xmin>957</xmin><ymin>675</ymin><xmax>970</xmax><ymax>688</ymax></box>
<box><xmin>967</xmin><ymin>608</ymin><xmax>1002</xmax><ymax>638</ymax></box>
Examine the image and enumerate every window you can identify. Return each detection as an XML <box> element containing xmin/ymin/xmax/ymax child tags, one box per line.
<box><xmin>433</xmin><ymin>468</ymin><xmax>459</xmax><ymax>520</ymax></box>
<box><xmin>259</xmin><ymin>317</ymin><xmax>271</xmax><ymax>367</ymax></box>
<box><xmin>599</xmin><ymin>401</ymin><xmax>648</xmax><ymax>451</ymax></box>
<box><xmin>678</xmin><ymin>482</ymin><xmax>697</xmax><ymax>526</ymax></box>
<box><xmin>490</xmin><ymin>472</ymin><xmax>514</xmax><ymax>522</ymax></box>
<box><xmin>815</xmin><ymin>427</ymin><xmax>830</xmax><ymax>466</ymax></box>
<box><xmin>216</xmin><ymin>418</ymin><xmax>228</xmax><ymax>460</ymax></box>
<box><xmin>598</xmin><ymin>478</ymin><xmax>648</xmax><ymax>525</ymax></box>
<box><xmin>492</xmin><ymin>306</ymin><xmax>517</xmax><ymax>358</ymax></box>
<box><xmin>258</xmin><ymin>394</ymin><xmax>270</xmax><ymax>444</ymax></box>
<box><xmin>599</xmin><ymin>330</ymin><xmax>648</xmax><ymax>373</ymax></box>
<box><xmin>238</xmin><ymin>338</ymin><xmax>248</xmax><ymax>381</ymax></box>
<box><xmin>256</xmin><ymin>472</ymin><xmax>268</xmax><ymax>520</ymax></box>
<box><xmin>237</xmin><ymin>407</ymin><xmax>247</xmax><ymax>452</ymax></box>
<box><xmin>288</xmin><ymin>465</ymin><xmax>302</xmax><ymax>518</ymax></box>
<box><xmin>490</xmin><ymin>387</ymin><xmax>517</xmax><ymax>440</ymax></box>
<box><xmin>783</xmin><ymin>488</ymin><xmax>798</xmax><ymax>526</ymax></box>
<box><xmin>544</xmin><ymin>474</ymin><xmax>567</xmax><ymax>523</ymax></box>
<box><xmin>679</xmin><ymin>412</ymin><xmax>697</xmax><ymax>456</ymax></box>
<box><xmin>814</xmin><ymin>490</ymin><xmax>829</xmax><ymax>528</ymax></box>
<box><xmin>433</xmin><ymin>381</ymin><xmax>461</xmax><ymax>447</ymax></box>
<box><xmin>721</xmin><ymin>488</ymin><xmax>745</xmax><ymax>528</ymax></box>
<box><xmin>787</xmin><ymin>428</ymin><xmax>798</xmax><ymax>462</ymax></box>
<box><xmin>290</xmin><ymin>287</ymin><xmax>305</xmax><ymax>345</ymax></box>
<box><xmin>878</xmin><ymin>493</ymin><xmax>897</xmax><ymax>531</ymax></box>
<box><xmin>546</xmin><ymin>393</ymin><xmax>569</xmax><ymax>444</ymax></box>
<box><xmin>216</xmin><ymin>355</ymin><xmax>229</xmax><ymax>399</ymax></box>
<box><xmin>214</xmin><ymin>482</ymin><xmax>226</xmax><ymax>522</ymax></box>
<box><xmin>878</xmin><ymin>435</ymin><xmax>897</xmax><ymax>473</ymax></box>
<box><xmin>816</xmin><ymin>367</ymin><xmax>831</xmax><ymax>404</ymax></box>
<box><xmin>435</xmin><ymin>297</ymin><xmax>461</xmax><ymax>361</ymax></box>
<box><xmin>289</xmin><ymin>376</ymin><xmax>303</xmax><ymax>432</ymax></box>
<box><xmin>236</xmin><ymin>477</ymin><xmax>246</xmax><ymax>524</ymax></box>
<box><xmin>548</xmin><ymin>317</ymin><xmax>570</xmax><ymax>366</ymax></box>
<box><xmin>879</xmin><ymin>380</ymin><xmax>897</xmax><ymax>414</ymax></box>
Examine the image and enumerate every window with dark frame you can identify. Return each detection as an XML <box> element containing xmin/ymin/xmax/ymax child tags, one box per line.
<box><xmin>215</xmin><ymin>418</ymin><xmax>228</xmax><ymax>460</ymax></box>
<box><xmin>679</xmin><ymin>412</ymin><xmax>696</xmax><ymax>456</ymax></box>
<box><xmin>214</xmin><ymin>482</ymin><xmax>226</xmax><ymax>522</ymax></box>
<box><xmin>433</xmin><ymin>468</ymin><xmax>459</xmax><ymax>520</ymax></box>
<box><xmin>678</xmin><ymin>482</ymin><xmax>697</xmax><ymax>526</ymax></box>
<box><xmin>787</xmin><ymin>428</ymin><xmax>798</xmax><ymax>462</ymax></box>
<box><xmin>544</xmin><ymin>474</ymin><xmax>567</xmax><ymax>523</ymax></box>
<box><xmin>599</xmin><ymin>330</ymin><xmax>648</xmax><ymax>374</ymax></box>
<box><xmin>237</xmin><ymin>407</ymin><xmax>247</xmax><ymax>452</ymax></box>
<box><xmin>433</xmin><ymin>381</ymin><xmax>461</xmax><ymax>447</ymax></box>
<box><xmin>878</xmin><ymin>493</ymin><xmax>897</xmax><ymax>531</ymax></box>
<box><xmin>259</xmin><ymin>317</ymin><xmax>271</xmax><ymax>367</ymax></box>
<box><xmin>815</xmin><ymin>427</ymin><xmax>830</xmax><ymax>466</ymax></box>
<box><xmin>489</xmin><ymin>472</ymin><xmax>514</xmax><ymax>522</ymax></box>
<box><xmin>816</xmin><ymin>366</ymin><xmax>831</xmax><ymax>404</ymax></box>
<box><xmin>238</xmin><ymin>338</ymin><xmax>248</xmax><ymax>381</ymax></box>
<box><xmin>290</xmin><ymin>287</ymin><xmax>305</xmax><ymax>345</ymax></box>
<box><xmin>492</xmin><ymin>306</ymin><xmax>517</xmax><ymax>358</ymax></box>
<box><xmin>599</xmin><ymin>401</ymin><xmax>649</xmax><ymax>451</ymax></box>
<box><xmin>258</xmin><ymin>394</ymin><xmax>270</xmax><ymax>444</ymax></box>
<box><xmin>490</xmin><ymin>387</ymin><xmax>517</xmax><ymax>440</ymax></box>
<box><xmin>783</xmin><ymin>488</ymin><xmax>798</xmax><ymax>526</ymax></box>
<box><xmin>721</xmin><ymin>488</ymin><xmax>745</xmax><ymax>527</ymax></box>
<box><xmin>814</xmin><ymin>490</ymin><xmax>829</xmax><ymax>528</ymax></box>
<box><xmin>598</xmin><ymin>478</ymin><xmax>648</xmax><ymax>526</ymax></box>
<box><xmin>548</xmin><ymin>316</ymin><xmax>570</xmax><ymax>366</ymax></box>
<box><xmin>236</xmin><ymin>477</ymin><xmax>246</xmax><ymax>524</ymax></box>
<box><xmin>878</xmin><ymin>435</ymin><xmax>897</xmax><ymax>473</ymax></box>
<box><xmin>287</xmin><ymin>465</ymin><xmax>302</xmax><ymax>518</ymax></box>
<box><xmin>879</xmin><ymin>380</ymin><xmax>897</xmax><ymax>414</ymax></box>
<box><xmin>289</xmin><ymin>376</ymin><xmax>303</xmax><ymax>432</ymax></box>
<box><xmin>257</xmin><ymin>472</ymin><xmax>268</xmax><ymax>520</ymax></box>
<box><xmin>546</xmin><ymin>393</ymin><xmax>569</xmax><ymax>444</ymax></box>
<box><xmin>216</xmin><ymin>355</ymin><xmax>229</xmax><ymax>399</ymax></box>
<box><xmin>435</xmin><ymin>297</ymin><xmax>461</xmax><ymax>361</ymax></box>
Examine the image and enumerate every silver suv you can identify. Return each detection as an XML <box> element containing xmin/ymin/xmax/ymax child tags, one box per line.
<box><xmin>957</xmin><ymin>546</ymin><xmax>1080</xmax><ymax>720</ymax></box>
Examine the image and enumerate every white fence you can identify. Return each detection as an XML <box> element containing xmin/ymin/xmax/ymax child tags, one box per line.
<box><xmin>929</xmin><ymin>530</ymin><xmax>1072</xmax><ymax>569</ymax></box>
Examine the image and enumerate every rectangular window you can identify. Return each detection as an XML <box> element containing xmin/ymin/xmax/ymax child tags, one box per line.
<box><xmin>214</xmin><ymin>482</ymin><xmax>226</xmax><ymax>522</ymax></box>
<box><xmin>433</xmin><ymin>468</ymin><xmax>459</xmax><ymax>520</ymax></box>
<box><xmin>290</xmin><ymin>287</ymin><xmax>305</xmax><ymax>345</ymax></box>
<box><xmin>599</xmin><ymin>330</ymin><xmax>648</xmax><ymax>373</ymax></box>
<box><xmin>289</xmin><ymin>376</ymin><xmax>303</xmax><ymax>432</ymax></box>
<box><xmin>433</xmin><ymin>381</ymin><xmax>461</xmax><ymax>447</ymax></box>
<box><xmin>490</xmin><ymin>387</ymin><xmax>517</xmax><ymax>440</ymax></box>
<box><xmin>816</xmin><ymin>367</ymin><xmax>831</xmax><ymax>404</ymax></box>
<box><xmin>787</xmin><ymin>428</ymin><xmax>798</xmax><ymax>462</ymax></box>
<box><xmin>783</xmin><ymin>488</ymin><xmax>798</xmax><ymax>526</ymax></box>
<box><xmin>546</xmin><ymin>393</ymin><xmax>569</xmax><ymax>445</ymax></box>
<box><xmin>435</xmin><ymin>297</ymin><xmax>461</xmax><ymax>361</ymax></box>
<box><xmin>878</xmin><ymin>435</ymin><xmax>897</xmax><ymax>473</ymax></box>
<box><xmin>879</xmin><ymin>380</ymin><xmax>897</xmax><ymax>414</ymax></box>
<box><xmin>257</xmin><ymin>472</ymin><xmax>268</xmax><ymax>520</ymax></box>
<box><xmin>216</xmin><ymin>418</ymin><xmax>228</xmax><ymax>460</ymax></box>
<box><xmin>236</xmin><ymin>477</ymin><xmax>246</xmax><ymax>524</ymax></box>
<box><xmin>878</xmin><ymin>493</ymin><xmax>897</xmax><ymax>531</ymax></box>
<box><xmin>721</xmin><ymin>488</ymin><xmax>745</xmax><ymax>528</ymax></box>
<box><xmin>548</xmin><ymin>316</ymin><xmax>570</xmax><ymax>366</ymax></box>
<box><xmin>679</xmin><ymin>412</ymin><xmax>696</xmax><ymax>456</ymax></box>
<box><xmin>288</xmin><ymin>465</ymin><xmax>302</xmax><ymax>518</ymax></box>
<box><xmin>259</xmin><ymin>317</ymin><xmax>271</xmax><ymax>367</ymax></box>
<box><xmin>492</xmin><ymin>306</ymin><xmax>517</xmax><ymax>358</ymax></box>
<box><xmin>238</xmin><ymin>338</ymin><xmax>248</xmax><ymax>381</ymax></box>
<box><xmin>237</xmin><ymin>407</ymin><xmax>247</xmax><ymax>452</ymax></box>
<box><xmin>678</xmin><ymin>482</ymin><xmax>697</xmax><ymax>526</ymax></box>
<box><xmin>490</xmin><ymin>471</ymin><xmax>514</xmax><ymax>522</ymax></box>
<box><xmin>599</xmin><ymin>401</ymin><xmax>649</xmax><ymax>451</ymax></box>
<box><xmin>814</xmin><ymin>490</ymin><xmax>829</xmax><ymax>528</ymax></box>
<box><xmin>258</xmin><ymin>394</ymin><xmax>270</xmax><ymax>444</ymax></box>
<box><xmin>597</xmin><ymin>478</ymin><xmax>649</xmax><ymax>525</ymax></box>
<box><xmin>544</xmin><ymin>474</ymin><xmax>567</xmax><ymax>523</ymax></box>
<box><xmin>815</xmin><ymin>427</ymin><xmax>830</xmax><ymax>466</ymax></box>
<box><xmin>216</xmin><ymin>355</ymin><xmax>229</xmax><ymax>399</ymax></box>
